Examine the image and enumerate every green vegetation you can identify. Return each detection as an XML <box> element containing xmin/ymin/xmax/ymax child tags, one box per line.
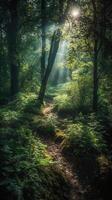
<box><xmin>63</xmin><ymin>117</ymin><xmax>107</xmax><ymax>157</ymax></box>
<box><xmin>54</xmin><ymin>81</ymin><xmax>92</xmax><ymax>115</ymax></box>
<box><xmin>61</xmin><ymin>115</ymin><xmax>107</xmax><ymax>180</ymax></box>
<box><xmin>0</xmin><ymin>94</ymin><xmax>69</xmax><ymax>200</ymax></box>
<box><xmin>0</xmin><ymin>0</ymin><xmax>112</xmax><ymax>199</ymax></box>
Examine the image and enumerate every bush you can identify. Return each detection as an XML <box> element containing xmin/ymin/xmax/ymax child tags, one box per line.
<box><xmin>0</xmin><ymin>127</ymin><xmax>62</xmax><ymax>200</ymax></box>
<box><xmin>54</xmin><ymin>94</ymin><xmax>74</xmax><ymax>114</ymax></box>
<box><xmin>61</xmin><ymin>115</ymin><xmax>108</xmax><ymax>184</ymax></box>
<box><xmin>64</xmin><ymin>123</ymin><xmax>106</xmax><ymax>157</ymax></box>
<box><xmin>31</xmin><ymin>115</ymin><xmax>57</xmax><ymax>137</ymax></box>
<box><xmin>0</xmin><ymin>92</ymin><xmax>40</xmax><ymax>128</ymax></box>
<box><xmin>54</xmin><ymin>81</ymin><xmax>92</xmax><ymax>115</ymax></box>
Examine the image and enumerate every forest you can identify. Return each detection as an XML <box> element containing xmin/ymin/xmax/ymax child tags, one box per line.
<box><xmin>0</xmin><ymin>0</ymin><xmax>112</xmax><ymax>199</ymax></box>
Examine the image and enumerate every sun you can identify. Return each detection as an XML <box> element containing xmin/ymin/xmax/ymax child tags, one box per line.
<box><xmin>71</xmin><ymin>7</ymin><xmax>80</xmax><ymax>18</ymax></box>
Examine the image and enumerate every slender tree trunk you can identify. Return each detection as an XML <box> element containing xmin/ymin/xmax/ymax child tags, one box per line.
<box><xmin>93</xmin><ymin>39</ymin><xmax>98</xmax><ymax>111</ymax></box>
<box><xmin>92</xmin><ymin>0</ymin><xmax>107</xmax><ymax>112</ymax></box>
<box><xmin>92</xmin><ymin>0</ymin><xmax>98</xmax><ymax>112</ymax></box>
<box><xmin>38</xmin><ymin>0</ymin><xmax>70</xmax><ymax>106</ymax></box>
<box><xmin>7</xmin><ymin>0</ymin><xmax>19</xmax><ymax>98</ymax></box>
<box><xmin>41</xmin><ymin>0</ymin><xmax>46</xmax><ymax>81</ymax></box>
<box><xmin>38</xmin><ymin>29</ymin><xmax>61</xmax><ymax>105</ymax></box>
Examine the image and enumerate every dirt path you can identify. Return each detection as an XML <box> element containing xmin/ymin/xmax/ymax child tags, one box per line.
<box><xmin>42</xmin><ymin>103</ymin><xmax>84</xmax><ymax>200</ymax></box>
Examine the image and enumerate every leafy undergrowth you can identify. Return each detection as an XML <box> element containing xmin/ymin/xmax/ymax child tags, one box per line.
<box><xmin>54</xmin><ymin>82</ymin><xmax>92</xmax><ymax>116</ymax></box>
<box><xmin>0</xmin><ymin>93</ymin><xmax>70</xmax><ymax>200</ymax></box>
<box><xmin>59</xmin><ymin>114</ymin><xmax>112</xmax><ymax>199</ymax></box>
<box><xmin>31</xmin><ymin>115</ymin><xmax>57</xmax><ymax>137</ymax></box>
<box><xmin>1</xmin><ymin>92</ymin><xmax>112</xmax><ymax>200</ymax></box>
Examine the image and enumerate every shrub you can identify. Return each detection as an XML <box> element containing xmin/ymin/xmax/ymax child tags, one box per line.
<box><xmin>31</xmin><ymin>115</ymin><xmax>57</xmax><ymax>137</ymax></box>
<box><xmin>54</xmin><ymin>94</ymin><xmax>74</xmax><ymax>114</ymax></box>
<box><xmin>54</xmin><ymin>81</ymin><xmax>92</xmax><ymax>115</ymax></box>
<box><xmin>63</xmin><ymin>119</ymin><xmax>107</xmax><ymax>157</ymax></box>
<box><xmin>61</xmin><ymin>115</ymin><xmax>108</xmax><ymax>183</ymax></box>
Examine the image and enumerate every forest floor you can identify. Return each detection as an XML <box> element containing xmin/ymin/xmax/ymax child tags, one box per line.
<box><xmin>0</xmin><ymin>94</ymin><xmax>111</xmax><ymax>200</ymax></box>
<box><xmin>41</xmin><ymin>102</ymin><xmax>85</xmax><ymax>200</ymax></box>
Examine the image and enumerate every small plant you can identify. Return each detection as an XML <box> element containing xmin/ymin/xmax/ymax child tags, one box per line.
<box><xmin>63</xmin><ymin>120</ymin><xmax>107</xmax><ymax>157</ymax></box>
<box><xmin>31</xmin><ymin>115</ymin><xmax>57</xmax><ymax>136</ymax></box>
<box><xmin>54</xmin><ymin>94</ymin><xmax>74</xmax><ymax>114</ymax></box>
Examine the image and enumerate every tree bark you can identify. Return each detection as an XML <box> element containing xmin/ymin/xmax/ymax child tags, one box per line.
<box><xmin>7</xmin><ymin>0</ymin><xmax>19</xmax><ymax>98</ymax></box>
<box><xmin>40</xmin><ymin>0</ymin><xmax>46</xmax><ymax>81</ymax></box>
<box><xmin>92</xmin><ymin>0</ymin><xmax>98</xmax><ymax>112</ymax></box>
<box><xmin>38</xmin><ymin>29</ymin><xmax>61</xmax><ymax>105</ymax></box>
<box><xmin>93</xmin><ymin>39</ymin><xmax>98</xmax><ymax>112</ymax></box>
<box><xmin>92</xmin><ymin>0</ymin><xmax>107</xmax><ymax>112</ymax></box>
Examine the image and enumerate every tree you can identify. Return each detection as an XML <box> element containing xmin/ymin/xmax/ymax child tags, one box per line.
<box><xmin>40</xmin><ymin>0</ymin><xmax>46</xmax><ymax>81</ymax></box>
<box><xmin>92</xmin><ymin>0</ymin><xmax>99</xmax><ymax>112</ymax></box>
<box><xmin>38</xmin><ymin>29</ymin><xmax>61</xmax><ymax>104</ymax></box>
<box><xmin>38</xmin><ymin>0</ymin><xmax>71</xmax><ymax>105</ymax></box>
<box><xmin>6</xmin><ymin>0</ymin><xmax>19</xmax><ymax>98</ymax></box>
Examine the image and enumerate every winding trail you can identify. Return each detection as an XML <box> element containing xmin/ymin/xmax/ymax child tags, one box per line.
<box><xmin>42</xmin><ymin>103</ymin><xmax>84</xmax><ymax>200</ymax></box>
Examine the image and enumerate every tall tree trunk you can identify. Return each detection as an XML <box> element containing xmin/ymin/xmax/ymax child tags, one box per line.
<box><xmin>92</xmin><ymin>0</ymin><xmax>98</xmax><ymax>112</ymax></box>
<box><xmin>7</xmin><ymin>0</ymin><xmax>19</xmax><ymax>98</ymax></box>
<box><xmin>41</xmin><ymin>0</ymin><xmax>46</xmax><ymax>81</ymax></box>
<box><xmin>92</xmin><ymin>0</ymin><xmax>107</xmax><ymax>112</ymax></box>
<box><xmin>38</xmin><ymin>29</ymin><xmax>61</xmax><ymax>105</ymax></box>
<box><xmin>93</xmin><ymin>39</ymin><xmax>98</xmax><ymax>111</ymax></box>
<box><xmin>38</xmin><ymin>0</ymin><xmax>70</xmax><ymax>106</ymax></box>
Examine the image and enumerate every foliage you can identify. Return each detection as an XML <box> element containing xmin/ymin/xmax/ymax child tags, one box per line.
<box><xmin>32</xmin><ymin>115</ymin><xmax>57</xmax><ymax>136</ymax></box>
<box><xmin>0</xmin><ymin>92</ymin><xmax>69</xmax><ymax>200</ymax></box>
<box><xmin>54</xmin><ymin>80</ymin><xmax>92</xmax><ymax>115</ymax></box>
<box><xmin>61</xmin><ymin>114</ymin><xmax>109</xmax><ymax>185</ymax></box>
<box><xmin>0</xmin><ymin>127</ymin><xmax>50</xmax><ymax>198</ymax></box>
<box><xmin>0</xmin><ymin>126</ymin><xmax>69</xmax><ymax>200</ymax></box>
<box><xmin>63</xmin><ymin>114</ymin><xmax>107</xmax><ymax>157</ymax></box>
